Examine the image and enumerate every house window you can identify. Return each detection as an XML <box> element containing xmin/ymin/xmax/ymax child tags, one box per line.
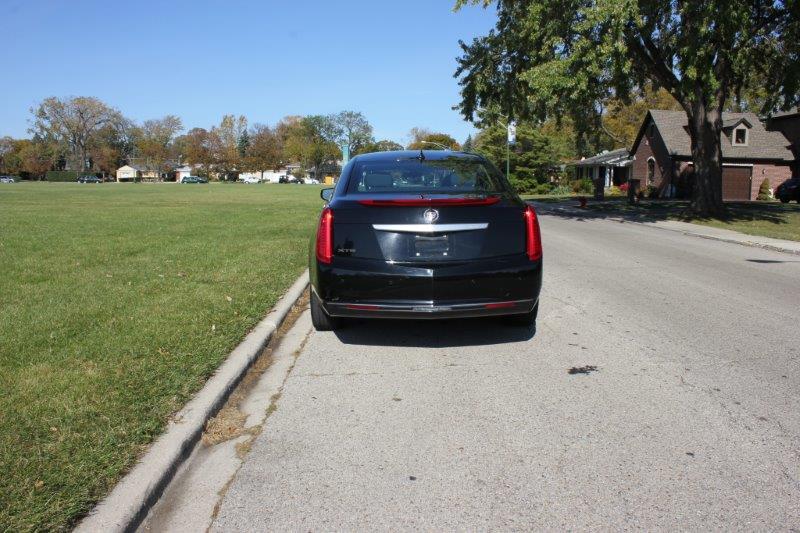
<box><xmin>647</xmin><ymin>158</ymin><xmax>655</xmax><ymax>184</ymax></box>
<box><xmin>733</xmin><ymin>127</ymin><xmax>748</xmax><ymax>146</ymax></box>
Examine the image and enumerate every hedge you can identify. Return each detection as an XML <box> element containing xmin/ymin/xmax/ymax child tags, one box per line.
<box><xmin>44</xmin><ymin>171</ymin><xmax>99</xmax><ymax>182</ymax></box>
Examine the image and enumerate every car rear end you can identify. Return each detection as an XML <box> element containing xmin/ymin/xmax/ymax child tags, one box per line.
<box><xmin>309</xmin><ymin>151</ymin><xmax>542</xmax><ymax>328</ymax></box>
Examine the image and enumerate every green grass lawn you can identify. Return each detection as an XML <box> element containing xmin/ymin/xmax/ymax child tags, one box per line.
<box><xmin>0</xmin><ymin>182</ymin><xmax>324</xmax><ymax>531</ymax></box>
<box><xmin>536</xmin><ymin>197</ymin><xmax>800</xmax><ymax>242</ymax></box>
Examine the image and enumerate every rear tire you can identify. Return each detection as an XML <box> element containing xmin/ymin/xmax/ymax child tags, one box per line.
<box><xmin>310</xmin><ymin>291</ymin><xmax>340</xmax><ymax>331</ymax></box>
<box><xmin>505</xmin><ymin>302</ymin><xmax>539</xmax><ymax>328</ymax></box>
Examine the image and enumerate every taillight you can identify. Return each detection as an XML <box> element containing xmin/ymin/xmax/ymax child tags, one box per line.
<box><xmin>316</xmin><ymin>207</ymin><xmax>333</xmax><ymax>264</ymax></box>
<box><xmin>523</xmin><ymin>205</ymin><xmax>542</xmax><ymax>261</ymax></box>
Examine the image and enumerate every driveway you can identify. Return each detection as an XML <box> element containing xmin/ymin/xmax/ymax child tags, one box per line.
<box><xmin>184</xmin><ymin>215</ymin><xmax>800</xmax><ymax>530</ymax></box>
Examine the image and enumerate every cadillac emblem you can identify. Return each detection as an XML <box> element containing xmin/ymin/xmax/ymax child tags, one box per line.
<box><xmin>423</xmin><ymin>208</ymin><xmax>439</xmax><ymax>223</ymax></box>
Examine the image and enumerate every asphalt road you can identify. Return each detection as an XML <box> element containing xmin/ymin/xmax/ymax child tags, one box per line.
<box><xmin>212</xmin><ymin>214</ymin><xmax>800</xmax><ymax>530</ymax></box>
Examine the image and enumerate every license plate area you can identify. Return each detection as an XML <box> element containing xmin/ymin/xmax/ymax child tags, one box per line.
<box><xmin>412</xmin><ymin>234</ymin><xmax>449</xmax><ymax>258</ymax></box>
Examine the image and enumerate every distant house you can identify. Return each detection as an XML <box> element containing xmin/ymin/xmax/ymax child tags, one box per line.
<box><xmin>630</xmin><ymin>110</ymin><xmax>794</xmax><ymax>200</ymax></box>
<box><xmin>238</xmin><ymin>167</ymin><xmax>295</xmax><ymax>183</ymax></box>
<box><xmin>175</xmin><ymin>165</ymin><xmax>194</xmax><ymax>182</ymax></box>
<box><xmin>573</xmin><ymin>148</ymin><xmax>632</xmax><ymax>189</ymax></box>
<box><xmin>115</xmin><ymin>164</ymin><xmax>168</xmax><ymax>182</ymax></box>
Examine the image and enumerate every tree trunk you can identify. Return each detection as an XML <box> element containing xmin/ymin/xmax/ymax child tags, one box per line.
<box><xmin>687</xmin><ymin>105</ymin><xmax>725</xmax><ymax>217</ymax></box>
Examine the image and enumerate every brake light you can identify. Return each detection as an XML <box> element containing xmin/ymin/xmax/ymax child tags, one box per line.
<box><xmin>358</xmin><ymin>196</ymin><xmax>501</xmax><ymax>207</ymax></box>
<box><xmin>485</xmin><ymin>302</ymin><xmax>516</xmax><ymax>309</ymax></box>
<box><xmin>524</xmin><ymin>205</ymin><xmax>542</xmax><ymax>261</ymax></box>
<box><xmin>316</xmin><ymin>207</ymin><xmax>333</xmax><ymax>264</ymax></box>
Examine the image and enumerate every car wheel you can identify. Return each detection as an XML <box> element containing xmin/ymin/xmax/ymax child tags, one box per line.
<box><xmin>504</xmin><ymin>302</ymin><xmax>539</xmax><ymax>328</ymax></box>
<box><xmin>310</xmin><ymin>291</ymin><xmax>341</xmax><ymax>331</ymax></box>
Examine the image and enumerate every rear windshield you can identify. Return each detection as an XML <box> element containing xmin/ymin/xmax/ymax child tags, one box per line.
<box><xmin>346</xmin><ymin>156</ymin><xmax>507</xmax><ymax>194</ymax></box>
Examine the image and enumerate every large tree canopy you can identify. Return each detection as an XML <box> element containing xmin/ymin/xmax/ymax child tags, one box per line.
<box><xmin>31</xmin><ymin>96</ymin><xmax>124</xmax><ymax>172</ymax></box>
<box><xmin>454</xmin><ymin>0</ymin><xmax>800</xmax><ymax>215</ymax></box>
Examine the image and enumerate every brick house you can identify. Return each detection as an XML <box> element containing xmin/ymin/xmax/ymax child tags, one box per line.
<box><xmin>630</xmin><ymin>110</ymin><xmax>795</xmax><ymax>200</ymax></box>
<box><xmin>766</xmin><ymin>108</ymin><xmax>800</xmax><ymax>176</ymax></box>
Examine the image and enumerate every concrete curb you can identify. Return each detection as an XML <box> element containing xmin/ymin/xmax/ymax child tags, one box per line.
<box><xmin>76</xmin><ymin>270</ymin><xmax>309</xmax><ymax>533</ymax></box>
<box><xmin>533</xmin><ymin>203</ymin><xmax>800</xmax><ymax>256</ymax></box>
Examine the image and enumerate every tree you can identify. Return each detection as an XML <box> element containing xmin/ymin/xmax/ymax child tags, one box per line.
<box><xmin>0</xmin><ymin>137</ymin><xmax>15</xmax><ymax>173</ymax></box>
<box><xmin>327</xmin><ymin>111</ymin><xmax>374</xmax><ymax>155</ymax></box>
<box><xmin>407</xmin><ymin>130</ymin><xmax>461</xmax><ymax>150</ymax></box>
<box><xmin>237</xmin><ymin>129</ymin><xmax>251</xmax><ymax>159</ymax></box>
<box><xmin>211</xmin><ymin>115</ymin><xmax>247</xmax><ymax>180</ymax></box>
<box><xmin>182</xmin><ymin>128</ymin><xmax>216</xmax><ymax>178</ymax></box>
<box><xmin>602</xmin><ymin>85</ymin><xmax>682</xmax><ymax>150</ymax></box>
<box><xmin>462</xmin><ymin>134</ymin><xmax>474</xmax><ymax>152</ymax></box>
<box><xmin>454</xmin><ymin>0</ymin><xmax>800</xmax><ymax>216</ymax></box>
<box><xmin>30</xmin><ymin>96</ymin><xmax>123</xmax><ymax>172</ymax></box>
<box><xmin>474</xmin><ymin>122</ymin><xmax>569</xmax><ymax>193</ymax></box>
<box><xmin>19</xmin><ymin>139</ymin><xmax>55</xmax><ymax>179</ymax></box>
<box><xmin>134</xmin><ymin>115</ymin><xmax>183</xmax><ymax>179</ymax></box>
<box><xmin>245</xmin><ymin>124</ymin><xmax>283</xmax><ymax>177</ymax></box>
<box><xmin>358</xmin><ymin>139</ymin><xmax>404</xmax><ymax>154</ymax></box>
<box><xmin>284</xmin><ymin>116</ymin><xmax>340</xmax><ymax>178</ymax></box>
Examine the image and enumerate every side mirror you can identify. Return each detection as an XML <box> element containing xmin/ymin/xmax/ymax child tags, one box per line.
<box><xmin>320</xmin><ymin>188</ymin><xmax>334</xmax><ymax>202</ymax></box>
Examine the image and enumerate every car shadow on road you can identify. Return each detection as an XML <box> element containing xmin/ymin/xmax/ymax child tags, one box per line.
<box><xmin>334</xmin><ymin>317</ymin><xmax>535</xmax><ymax>348</ymax></box>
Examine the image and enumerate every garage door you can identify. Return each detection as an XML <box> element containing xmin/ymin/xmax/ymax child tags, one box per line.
<box><xmin>722</xmin><ymin>166</ymin><xmax>752</xmax><ymax>201</ymax></box>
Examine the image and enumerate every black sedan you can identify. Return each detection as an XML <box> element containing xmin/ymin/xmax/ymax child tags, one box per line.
<box><xmin>775</xmin><ymin>177</ymin><xmax>800</xmax><ymax>203</ymax></box>
<box><xmin>308</xmin><ymin>150</ymin><xmax>542</xmax><ymax>331</ymax></box>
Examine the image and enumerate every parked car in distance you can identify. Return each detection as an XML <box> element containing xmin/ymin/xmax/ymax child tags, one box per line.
<box><xmin>775</xmin><ymin>177</ymin><xmax>800</xmax><ymax>203</ymax></box>
<box><xmin>181</xmin><ymin>176</ymin><xmax>208</xmax><ymax>184</ymax></box>
<box><xmin>77</xmin><ymin>175</ymin><xmax>102</xmax><ymax>183</ymax></box>
<box><xmin>0</xmin><ymin>176</ymin><xmax>16</xmax><ymax>183</ymax></box>
<box><xmin>278</xmin><ymin>175</ymin><xmax>290</xmax><ymax>184</ymax></box>
<box><xmin>240</xmin><ymin>176</ymin><xmax>263</xmax><ymax>184</ymax></box>
<box><xmin>308</xmin><ymin>150</ymin><xmax>543</xmax><ymax>331</ymax></box>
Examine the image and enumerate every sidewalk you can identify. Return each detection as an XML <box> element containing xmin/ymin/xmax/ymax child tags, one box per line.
<box><xmin>532</xmin><ymin>201</ymin><xmax>800</xmax><ymax>256</ymax></box>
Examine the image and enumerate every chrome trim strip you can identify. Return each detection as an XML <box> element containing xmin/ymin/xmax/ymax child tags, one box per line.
<box><xmin>331</xmin><ymin>299</ymin><xmax>534</xmax><ymax>311</ymax></box>
<box><xmin>372</xmin><ymin>223</ymin><xmax>488</xmax><ymax>233</ymax></box>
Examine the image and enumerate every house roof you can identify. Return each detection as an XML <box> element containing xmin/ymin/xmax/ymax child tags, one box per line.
<box><xmin>636</xmin><ymin>110</ymin><xmax>794</xmax><ymax>162</ymax></box>
<box><xmin>770</xmin><ymin>107</ymin><xmax>799</xmax><ymax>120</ymax></box>
<box><xmin>574</xmin><ymin>148</ymin><xmax>631</xmax><ymax>167</ymax></box>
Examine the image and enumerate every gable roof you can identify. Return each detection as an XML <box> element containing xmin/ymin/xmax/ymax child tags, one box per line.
<box><xmin>633</xmin><ymin>110</ymin><xmax>794</xmax><ymax>162</ymax></box>
<box><xmin>574</xmin><ymin>148</ymin><xmax>631</xmax><ymax>166</ymax></box>
<box><xmin>722</xmin><ymin>117</ymin><xmax>752</xmax><ymax>129</ymax></box>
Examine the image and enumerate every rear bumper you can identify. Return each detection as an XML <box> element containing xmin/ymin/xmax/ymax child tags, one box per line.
<box><xmin>311</xmin><ymin>253</ymin><xmax>542</xmax><ymax>319</ymax></box>
<box><xmin>323</xmin><ymin>298</ymin><xmax>537</xmax><ymax>319</ymax></box>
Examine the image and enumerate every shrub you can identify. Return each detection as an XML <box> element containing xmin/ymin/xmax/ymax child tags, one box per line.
<box><xmin>550</xmin><ymin>184</ymin><xmax>572</xmax><ymax>196</ymax></box>
<box><xmin>619</xmin><ymin>182</ymin><xmax>629</xmax><ymax>192</ymax></box>
<box><xmin>757</xmin><ymin>178</ymin><xmax>772</xmax><ymax>201</ymax></box>
<box><xmin>607</xmin><ymin>186</ymin><xmax>623</xmax><ymax>196</ymax></box>
<box><xmin>532</xmin><ymin>182</ymin><xmax>554</xmax><ymax>195</ymax></box>
<box><xmin>45</xmin><ymin>171</ymin><xmax>81</xmax><ymax>182</ymax></box>
<box><xmin>571</xmin><ymin>178</ymin><xmax>593</xmax><ymax>194</ymax></box>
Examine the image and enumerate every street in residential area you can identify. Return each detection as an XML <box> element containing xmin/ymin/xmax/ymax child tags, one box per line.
<box><xmin>147</xmin><ymin>213</ymin><xmax>800</xmax><ymax>531</ymax></box>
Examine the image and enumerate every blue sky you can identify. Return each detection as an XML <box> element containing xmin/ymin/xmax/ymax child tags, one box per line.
<box><xmin>0</xmin><ymin>0</ymin><xmax>497</xmax><ymax>144</ymax></box>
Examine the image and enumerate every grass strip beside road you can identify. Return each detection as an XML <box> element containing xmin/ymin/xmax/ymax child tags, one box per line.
<box><xmin>0</xmin><ymin>183</ymin><xmax>322</xmax><ymax>531</ymax></box>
